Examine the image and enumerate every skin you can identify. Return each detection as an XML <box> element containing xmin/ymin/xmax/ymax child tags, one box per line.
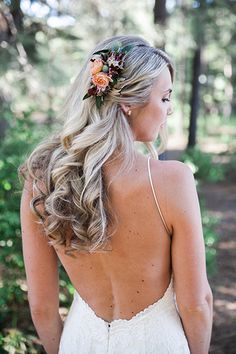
<box><xmin>121</xmin><ymin>66</ymin><xmax>173</xmax><ymax>141</ymax></box>
<box><xmin>21</xmin><ymin>66</ymin><xmax>213</xmax><ymax>354</ymax></box>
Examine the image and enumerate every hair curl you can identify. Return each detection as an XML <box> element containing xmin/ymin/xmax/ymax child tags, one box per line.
<box><xmin>19</xmin><ymin>34</ymin><xmax>174</xmax><ymax>254</ymax></box>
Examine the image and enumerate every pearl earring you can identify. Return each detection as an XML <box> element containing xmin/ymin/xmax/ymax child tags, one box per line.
<box><xmin>127</xmin><ymin>110</ymin><xmax>132</xmax><ymax>116</ymax></box>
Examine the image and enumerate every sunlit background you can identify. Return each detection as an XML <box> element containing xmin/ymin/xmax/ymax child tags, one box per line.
<box><xmin>0</xmin><ymin>1</ymin><xmax>235</xmax><ymax>353</ymax></box>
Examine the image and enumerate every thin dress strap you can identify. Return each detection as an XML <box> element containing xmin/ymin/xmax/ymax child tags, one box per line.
<box><xmin>147</xmin><ymin>156</ymin><xmax>172</xmax><ymax>237</ymax></box>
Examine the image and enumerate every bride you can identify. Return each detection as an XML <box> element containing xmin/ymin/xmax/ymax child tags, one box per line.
<box><xmin>20</xmin><ymin>34</ymin><xmax>213</xmax><ymax>354</ymax></box>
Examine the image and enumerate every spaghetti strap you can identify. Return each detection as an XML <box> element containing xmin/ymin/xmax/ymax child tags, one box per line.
<box><xmin>147</xmin><ymin>156</ymin><xmax>172</xmax><ymax>237</ymax></box>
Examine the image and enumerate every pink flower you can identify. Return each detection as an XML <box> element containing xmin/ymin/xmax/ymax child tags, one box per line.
<box><xmin>90</xmin><ymin>58</ymin><xmax>104</xmax><ymax>75</ymax></box>
<box><xmin>92</xmin><ymin>72</ymin><xmax>112</xmax><ymax>89</ymax></box>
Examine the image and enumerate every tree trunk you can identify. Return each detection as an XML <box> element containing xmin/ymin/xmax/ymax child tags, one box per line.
<box><xmin>187</xmin><ymin>47</ymin><xmax>201</xmax><ymax>148</ymax></box>
<box><xmin>153</xmin><ymin>0</ymin><xmax>167</xmax><ymax>25</ymax></box>
<box><xmin>9</xmin><ymin>0</ymin><xmax>23</xmax><ymax>31</ymax></box>
<box><xmin>230</xmin><ymin>33</ymin><xmax>236</xmax><ymax>115</ymax></box>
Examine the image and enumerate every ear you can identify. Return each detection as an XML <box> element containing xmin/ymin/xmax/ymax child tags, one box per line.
<box><xmin>120</xmin><ymin>103</ymin><xmax>131</xmax><ymax>115</ymax></box>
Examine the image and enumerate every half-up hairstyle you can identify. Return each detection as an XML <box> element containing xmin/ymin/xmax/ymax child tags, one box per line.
<box><xmin>19</xmin><ymin>34</ymin><xmax>174</xmax><ymax>254</ymax></box>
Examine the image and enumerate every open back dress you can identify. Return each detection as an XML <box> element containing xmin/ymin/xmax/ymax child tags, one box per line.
<box><xmin>58</xmin><ymin>157</ymin><xmax>190</xmax><ymax>354</ymax></box>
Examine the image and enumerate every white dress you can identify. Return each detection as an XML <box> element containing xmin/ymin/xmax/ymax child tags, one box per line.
<box><xmin>58</xmin><ymin>157</ymin><xmax>190</xmax><ymax>353</ymax></box>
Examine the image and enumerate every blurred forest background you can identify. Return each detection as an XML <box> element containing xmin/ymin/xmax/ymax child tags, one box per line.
<box><xmin>0</xmin><ymin>0</ymin><xmax>235</xmax><ymax>353</ymax></box>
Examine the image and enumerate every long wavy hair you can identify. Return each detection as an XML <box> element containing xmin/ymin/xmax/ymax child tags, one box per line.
<box><xmin>19</xmin><ymin>34</ymin><xmax>174</xmax><ymax>254</ymax></box>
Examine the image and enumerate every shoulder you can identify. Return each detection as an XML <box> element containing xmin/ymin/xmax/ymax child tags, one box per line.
<box><xmin>150</xmin><ymin>159</ymin><xmax>194</xmax><ymax>187</ymax></box>
<box><xmin>159</xmin><ymin>159</ymin><xmax>196</xmax><ymax>201</ymax></box>
<box><xmin>155</xmin><ymin>159</ymin><xmax>193</xmax><ymax>176</ymax></box>
<box><xmin>150</xmin><ymin>158</ymin><xmax>197</xmax><ymax>223</ymax></box>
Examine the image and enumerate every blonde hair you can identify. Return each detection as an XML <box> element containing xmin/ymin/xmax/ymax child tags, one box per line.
<box><xmin>19</xmin><ymin>34</ymin><xmax>174</xmax><ymax>254</ymax></box>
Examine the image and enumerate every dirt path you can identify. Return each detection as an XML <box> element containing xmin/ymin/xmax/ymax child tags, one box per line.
<box><xmin>199</xmin><ymin>166</ymin><xmax>236</xmax><ymax>354</ymax></box>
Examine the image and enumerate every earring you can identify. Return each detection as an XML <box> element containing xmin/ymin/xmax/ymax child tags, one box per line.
<box><xmin>127</xmin><ymin>110</ymin><xmax>132</xmax><ymax>116</ymax></box>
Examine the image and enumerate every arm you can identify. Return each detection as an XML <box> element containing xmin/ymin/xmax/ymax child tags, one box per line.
<box><xmin>166</xmin><ymin>162</ymin><xmax>213</xmax><ymax>354</ymax></box>
<box><xmin>20</xmin><ymin>180</ymin><xmax>63</xmax><ymax>354</ymax></box>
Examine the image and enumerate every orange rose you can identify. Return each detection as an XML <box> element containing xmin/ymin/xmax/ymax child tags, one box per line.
<box><xmin>92</xmin><ymin>72</ymin><xmax>112</xmax><ymax>88</ymax></box>
<box><xmin>90</xmin><ymin>59</ymin><xmax>103</xmax><ymax>75</ymax></box>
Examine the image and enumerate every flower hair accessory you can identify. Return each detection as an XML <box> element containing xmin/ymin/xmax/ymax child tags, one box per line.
<box><xmin>83</xmin><ymin>43</ymin><xmax>133</xmax><ymax>108</ymax></box>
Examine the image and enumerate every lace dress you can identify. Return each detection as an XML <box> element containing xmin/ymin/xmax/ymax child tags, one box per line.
<box><xmin>59</xmin><ymin>274</ymin><xmax>190</xmax><ymax>353</ymax></box>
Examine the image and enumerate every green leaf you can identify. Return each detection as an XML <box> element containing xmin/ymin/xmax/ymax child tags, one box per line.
<box><xmin>121</xmin><ymin>45</ymin><xmax>134</xmax><ymax>53</ymax></box>
<box><xmin>82</xmin><ymin>93</ymin><xmax>91</xmax><ymax>100</ymax></box>
<box><xmin>92</xmin><ymin>49</ymin><xmax>110</xmax><ymax>55</ymax></box>
<box><xmin>111</xmin><ymin>41</ymin><xmax>122</xmax><ymax>51</ymax></box>
<box><xmin>95</xmin><ymin>96</ymin><xmax>103</xmax><ymax>109</ymax></box>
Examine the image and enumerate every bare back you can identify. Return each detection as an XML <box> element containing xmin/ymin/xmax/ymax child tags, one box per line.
<box><xmin>54</xmin><ymin>154</ymin><xmax>173</xmax><ymax>323</ymax></box>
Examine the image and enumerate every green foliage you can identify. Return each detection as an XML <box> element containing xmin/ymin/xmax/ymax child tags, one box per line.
<box><xmin>0</xmin><ymin>113</ymin><xmax>73</xmax><ymax>353</ymax></box>
<box><xmin>0</xmin><ymin>113</ymin><xmax>38</xmax><ymax>330</ymax></box>
<box><xmin>180</xmin><ymin>147</ymin><xmax>225</xmax><ymax>182</ymax></box>
<box><xmin>0</xmin><ymin>115</ymin><xmax>45</xmax><ymax>353</ymax></box>
<box><xmin>0</xmin><ymin>329</ymin><xmax>40</xmax><ymax>354</ymax></box>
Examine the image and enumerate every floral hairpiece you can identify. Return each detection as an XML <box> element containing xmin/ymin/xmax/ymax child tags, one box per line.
<box><xmin>83</xmin><ymin>43</ymin><xmax>133</xmax><ymax>108</ymax></box>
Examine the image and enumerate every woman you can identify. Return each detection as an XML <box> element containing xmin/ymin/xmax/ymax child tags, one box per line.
<box><xmin>20</xmin><ymin>35</ymin><xmax>213</xmax><ymax>354</ymax></box>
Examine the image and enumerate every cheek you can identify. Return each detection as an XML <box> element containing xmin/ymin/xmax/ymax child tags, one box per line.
<box><xmin>151</xmin><ymin>103</ymin><xmax>166</xmax><ymax>122</ymax></box>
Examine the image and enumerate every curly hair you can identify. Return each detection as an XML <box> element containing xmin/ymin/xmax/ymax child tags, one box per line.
<box><xmin>19</xmin><ymin>34</ymin><xmax>174</xmax><ymax>254</ymax></box>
